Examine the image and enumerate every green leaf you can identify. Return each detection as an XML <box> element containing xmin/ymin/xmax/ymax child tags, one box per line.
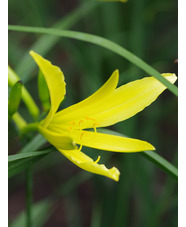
<box><xmin>8</xmin><ymin>25</ymin><xmax>178</xmax><ymax>96</ymax></box>
<box><xmin>8</xmin><ymin>147</ymin><xmax>55</xmax><ymax>178</ymax></box>
<box><xmin>19</xmin><ymin>134</ymin><xmax>46</xmax><ymax>154</ymax></box>
<box><xmin>141</xmin><ymin>151</ymin><xmax>178</xmax><ymax>180</ymax></box>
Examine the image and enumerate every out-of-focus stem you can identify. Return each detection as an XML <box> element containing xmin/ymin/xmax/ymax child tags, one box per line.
<box><xmin>21</xmin><ymin>122</ymin><xmax>39</xmax><ymax>134</ymax></box>
<box><xmin>12</xmin><ymin>112</ymin><xmax>27</xmax><ymax>130</ymax></box>
<box><xmin>26</xmin><ymin>167</ymin><xmax>33</xmax><ymax>227</ymax></box>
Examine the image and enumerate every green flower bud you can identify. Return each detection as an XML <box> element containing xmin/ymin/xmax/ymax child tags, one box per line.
<box><xmin>38</xmin><ymin>70</ymin><xmax>50</xmax><ymax>112</ymax></box>
<box><xmin>8</xmin><ymin>81</ymin><xmax>23</xmax><ymax>118</ymax></box>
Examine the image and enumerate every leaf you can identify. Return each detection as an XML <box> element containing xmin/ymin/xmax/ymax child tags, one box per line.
<box><xmin>19</xmin><ymin>134</ymin><xmax>46</xmax><ymax>154</ymax></box>
<box><xmin>8</xmin><ymin>147</ymin><xmax>55</xmax><ymax>178</ymax></box>
<box><xmin>8</xmin><ymin>25</ymin><xmax>178</xmax><ymax>96</ymax></box>
<box><xmin>141</xmin><ymin>151</ymin><xmax>178</xmax><ymax>180</ymax></box>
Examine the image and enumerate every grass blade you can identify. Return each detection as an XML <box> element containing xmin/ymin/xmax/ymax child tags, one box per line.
<box><xmin>19</xmin><ymin>134</ymin><xmax>46</xmax><ymax>154</ymax></box>
<box><xmin>8</xmin><ymin>147</ymin><xmax>55</xmax><ymax>178</ymax></box>
<box><xmin>140</xmin><ymin>151</ymin><xmax>178</xmax><ymax>180</ymax></box>
<box><xmin>8</xmin><ymin>25</ymin><xmax>178</xmax><ymax>96</ymax></box>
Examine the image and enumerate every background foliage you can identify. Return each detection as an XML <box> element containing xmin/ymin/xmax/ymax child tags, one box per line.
<box><xmin>8</xmin><ymin>0</ymin><xmax>178</xmax><ymax>226</ymax></box>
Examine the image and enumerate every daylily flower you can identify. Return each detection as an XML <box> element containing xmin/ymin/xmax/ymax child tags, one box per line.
<box><xmin>30</xmin><ymin>50</ymin><xmax>177</xmax><ymax>181</ymax></box>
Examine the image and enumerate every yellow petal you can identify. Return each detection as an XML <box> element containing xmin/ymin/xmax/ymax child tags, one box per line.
<box><xmin>39</xmin><ymin>126</ymin><xmax>76</xmax><ymax>150</ymax></box>
<box><xmin>89</xmin><ymin>73</ymin><xmax>177</xmax><ymax>127</ymax></box>
<box><xmin>50</xmin><ymin>70</ymin><xmax>119</xmax><ymax>126</ymax></box>
<box><xmin>70</xmin><ymin>129</ymin><xmax>155</xmax><ymax>152</ymax></box>
<box><xmin>49</xmin><ymin>73</ymin><xmax>177</xmax><ymax>130</ymax></box>
<box><xmin>30</xmin><ymin>50</ymin><xmax>66</xmax><ymax>128</ymax></box>
<box><xmin>58</xmin><ymin>148</ymin><xmax>120</xmax><ymax>181</ymax></box>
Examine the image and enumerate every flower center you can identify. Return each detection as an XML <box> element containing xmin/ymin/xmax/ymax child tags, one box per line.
<box><xmin>68</xmin><ymin>117</ymin><xmax>100</xmax><ymax>132</ymax></box>
<box><xmin>67</xmin><ymin>117</ymin><xmax>100</xmax><ymax>154</ymax></box>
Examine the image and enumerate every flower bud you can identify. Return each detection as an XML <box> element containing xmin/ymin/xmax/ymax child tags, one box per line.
<box><xmin>38</xmin><ymin>70</ymin><xmax>50</xmax><ymax>112</ymax></box>
<box><xmin>8</xmin><ymin>80</ymin><xmax>23</xmax><ymax>118</ymax></box>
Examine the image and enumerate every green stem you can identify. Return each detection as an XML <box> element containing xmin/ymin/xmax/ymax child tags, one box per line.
<box><xmin>12</xmin><ymin>112</ymin><xmax>27</xmax><ymax>130</ymax></box>
<box><xmin>8</xmin><ymin>25</ymin><xmax>178</xmax><ymax>96</ymax></box>
<box><xmin>12</xmin><ymin>112</ymin><xmax>39</xmax><ymax>135</ymax></box>
<box><xmin>26</xmin><ymin>167</ymin><xmax>33</xmax><ymax>227</ymax></box>
<box><xmin>8</xmin><ymin>66</ymin><xmax>40</xmax><ymax>120</ymax></box>
<box><xmin>21</xmin><ymin>122</ymin><xmax>39</xmax><ymax>134</ymax></box>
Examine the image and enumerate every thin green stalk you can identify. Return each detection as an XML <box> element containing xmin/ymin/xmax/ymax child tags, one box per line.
<box><xmin>140</xmin><ymin>150</ymin><xmax>178</xmax><ymax>180</ymax></box>
<box><xmin>8</xmin><ymin>66</ymin><xmax>40</xmax><ymax>120</ymax></box>
<box><xmin>26</xmin><ymin>167</ymin><xmax>33</xmax><ymax>227</ymax></box>
<box><xmin>8</xmin><ymin>25</ymin><xmax>178</xmax><ymax>96</ymax></box>
<box><xmin>21</xmin><ymin>122</ymin><xmax>39</xmax><ymax>134</ymax></box>
<box><xmin>12</xmin><ymin>112</ymin><xmax>27</xmax><ymax>130</ymax></box>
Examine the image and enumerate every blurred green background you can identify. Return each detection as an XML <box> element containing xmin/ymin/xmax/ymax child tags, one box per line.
<box><xmin>8</xmin><ymin>0</ymin><xmax>178</xmax><ymax>226</ymax></box>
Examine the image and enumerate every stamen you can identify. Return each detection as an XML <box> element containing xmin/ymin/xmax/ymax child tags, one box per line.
<box><xmin>78</xmin><ymin>120</ymin><xmax>84</xmax><ymax>132</ymax></box>
<box><xmin>77</xmin><ymin>131</ymin><xmax>87</xmax><ymax>151</ymax></box>
<box><xmin>93</xmin><ymin>122</ymin><xmax>100</xmax><ymax>133</ymax></box>
<box><xmin>79</xmin><ymin>120</ymin><xmax>84</xmax><ymax>127</ymax></box>
<box><xmin>80</xmin><ymin>131</ymin><xmax>86</xmax><ymax>140</ymax></box>
<box><xmin>94</xmin><ymin>156</ymin><xmax>101</xmax><ymax>164</ymax></box>
<box><xmin>68</xmin><ymin>122</ymin><xmax>75</xmax><ymax>135</ymax></box>
<box><xmin>78</xmin><ymin>144</ymin><xmax>83</xmax><ymax>151</ymax></box>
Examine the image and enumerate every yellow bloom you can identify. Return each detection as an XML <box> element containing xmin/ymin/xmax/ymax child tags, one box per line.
<box><xmin>30</xmin><ymin>50</ymin><xmax>177</xmax><ymax>181</ymax></box>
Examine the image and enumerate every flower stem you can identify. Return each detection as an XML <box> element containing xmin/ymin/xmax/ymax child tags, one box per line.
<box><xmin>26</xmin><ymin>167</ymin><xmax>33</xmax><ymax>227</ymax></box>
<box><xmin>21</xmin><ymin>122</ymin><xmax>39</xmax><ymax>134</ymax></box>
<box><xmin>12</xmin><ymin>112</ymin><xmax>27</xmax><ymax>130</ymax></box>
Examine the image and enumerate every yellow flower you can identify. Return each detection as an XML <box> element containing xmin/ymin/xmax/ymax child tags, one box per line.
<box><xmin>30</xmin><ymin>50</ymin><xmax>177</xmax><ymax>181</ymax></box>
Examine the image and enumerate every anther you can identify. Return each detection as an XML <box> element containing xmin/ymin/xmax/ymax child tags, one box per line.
<box><xmin>79</xmin><ymin>120</ymin><xmax>84</xmax><ymax>127</ymax></box>
<box><xmin>68</xmin><ymin>121</ymin><xmax>76</xmax><ymax>134</ymax></box>
<box><xmin>85</xmin><ymin>117</ymin><xmax>96</xmax><ymax>121</ymax></box>
<box><xmin>80</xmin><ymin>131</ymin><xmax>86</xmax><ymax>140</ymax></box>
